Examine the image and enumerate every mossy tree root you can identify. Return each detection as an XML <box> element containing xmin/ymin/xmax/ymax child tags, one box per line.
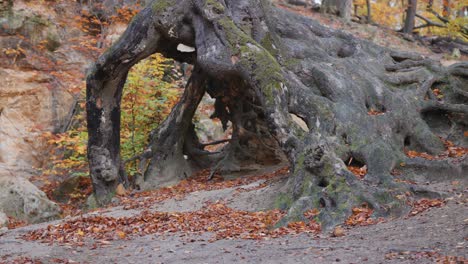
<box><xmin>86</xmin><ymin>0</ymin><xmax>467</xmax><ymax>229</ymax></box>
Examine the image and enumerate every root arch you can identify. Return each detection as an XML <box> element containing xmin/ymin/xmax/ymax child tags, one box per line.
<box><xmin>86</xmin><ymin>0</ymin><xmax>467</xmax><ymax>229</ymax></box>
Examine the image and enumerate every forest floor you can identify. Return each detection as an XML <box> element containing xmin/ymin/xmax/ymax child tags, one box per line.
<box><xmin>1</xmin><ymin>2</ymin><xmax>467</xmax><ymax>264</ymax></box>
<box><xmin>1</xmin><ymin>164</ymin><xmax>466</xmax><ymax>264</ymax></box>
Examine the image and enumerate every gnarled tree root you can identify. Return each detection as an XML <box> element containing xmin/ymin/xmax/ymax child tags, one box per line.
<box><xmin>86</xmin><ymin>0</ymin><xmax>467</xmax><ymax>229</ymax></box>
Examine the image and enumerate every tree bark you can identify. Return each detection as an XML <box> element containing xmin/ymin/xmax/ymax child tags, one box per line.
<box><xmin>86</xmin><ymin>0</ymin><xmax>468</xmax><ymax>229</ymax></box>
<box><xmin>321</xmin><ymin>0</ymin><xmax>353</xmax><ymax>20</ymax></box>
<box><xmin>403</xmin><ymin>0</ymin><xmax>417</xmax><ymax>33</ymax></box>
<box><xmin>366</xmin><ymin>0</ymin><xmax>372</xmax><ymax>23</ymax></box>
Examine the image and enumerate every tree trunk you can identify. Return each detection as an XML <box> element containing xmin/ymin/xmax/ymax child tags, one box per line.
<box><xmin>321</xmin><ymin>0</ymin><xmax>352</xmax><ymax>20</ymax></box>
<box><xmin>86</xmin><ymin>0</ymin><xmax>468</xmax><ymax>229</ymax></box>
<box><xmin>442</xmin><ymin>0</ymin><xmax>450</xmax><ymax>18</ymax></box>
<box><xmin>458</xmin><ymin>6</ymin><xmax>467</xmax><ymax>17</ymax></box>
<box><xmin>403</xmin><ymin>0</ymin><xmax>417</xmax><ymax>34</ymax></box>
<box><xmin>366</xmin><ymin>0</ymin><xmax>372</xmax><ymax>23</ymax></box>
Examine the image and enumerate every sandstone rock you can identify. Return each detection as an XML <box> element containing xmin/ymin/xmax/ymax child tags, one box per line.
<box><xmin>0</xmin><ymin>69</ymin><xmax>73</xmax><ymax>178</ymax></box>
<box><xmin>0</xmin><ymin>176</ymin><xmax>61</xmax><ymax>223</ymax></box>
<box><xmin>0</xmin><ymin>211</ymin><xmax>7</xmax><ymax>227</ymax></box>
<box><xmin>194</xmin><ymin>94</ymin><xmax>227</xmax><ymax>143</ymax></box>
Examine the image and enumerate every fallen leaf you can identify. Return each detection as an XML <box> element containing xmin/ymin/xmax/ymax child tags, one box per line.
<box><xmin>332</xmin><ymin>226</ymin><xmax>345</xmax><ymax>237</ymax></box>
<box><xmin>116</xmin><ymin>184</ymin><xmax>127</xmax><ymax>196</ymax></box>
<box><xmin>116</xmin><ymin>230</ymin><xmax>126</xmax><ymax>239</ymax></box>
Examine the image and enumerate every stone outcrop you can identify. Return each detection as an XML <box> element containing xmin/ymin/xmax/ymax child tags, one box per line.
<box><xmin>0</xmin><ymin>69</ymin><xmax>73</xmax><ymax>177</ymax></box>
<box><xmin>0</xmin><ymin>0</ymin><xmax>82</xmax><ymax>223</ymax></box>
<box><xmin>0</xmin><ymin>0</ymin><xmax>141</xmax><ymax>222</ymax></box>
<box><xmin>0</xmin><ymin>176</ymin><xmax>61</xmax><ymax>223</ymax></box>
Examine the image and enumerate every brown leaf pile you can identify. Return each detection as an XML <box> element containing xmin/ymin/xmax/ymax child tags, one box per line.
<box><xmin>7</xmin><ymin>216</ymin><xmax>27</xmax><ymax>230</ymax></box>
<box><xmin>385</xmin><ymin>250</ymin><xmax>466</xmax><ymax>263</ymax></box>
<box><xmin>405</xmin><ymin>139</ymin><xmax>468</xmax><ymax>160</ymax></box>
<box><xmin>409</xmin><ymin>199</ymin><xmax>446</xmax><ymax>216</ymax></box>
<box><xmin>303</xmin><ymin>209</ymin><xmax>320</xmax><ymax>220</ymax></box>
<box><xmin>347</xmin><ymin>165</ymin><xmax>367</xmax><ymax>179</ymax></box>
<box><xmin>367</xmin><ymin>109</ymin><xmax>385</xmax><ymax>116</ymax></box>
<box><xmin>0</xmin><ymin>256</ymin><xmax>43</xmax><ymax>264</ymax></box>
<box><xmin>23</xmin><ymin>202</ymin><xmax>320</xmax><ymax>247</ymax></box>
<box><xmin>345</xmin><ymin>205</ymin><xmax>383</xmax><ymax>226</ymax></box>
<box><xmin>120</xmin><ymin>167</ymin><xmax>289</xmax><ymax>210</ymax></box>
<box><xmin>437</xmin><ymin>255</ymin><xmax>467</xmax><ymax>264</ymax></box>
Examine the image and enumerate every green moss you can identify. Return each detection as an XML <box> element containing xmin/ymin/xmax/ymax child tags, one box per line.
<box><xmin>373</xmin><ymin>191</ymin><xmax>394</xmax><ymax>204</ymax></box>
<box><xmin>260</xmin><ymin>34</ymin><xmax>278</xmax><ymax>57</ymax></box>
<box><xmin>239</xmin><ymin>24</ymin><xmax>252</xmax><ymax>36</ymax></box>
<box><xmin>86</xmin><ymin>194</ymin><xmax>98</xmax><ymax>210</ymax></box>
<box><xmin>45</xmin><ymin>32</ymin><xmax>60</xmax><ymax>52</ymax></box>
<box><xmin>325</xmin><ymin>176</ymin><xmax>350</xmax><ymax>196</ymax></box>
<box><xmin>217</xmin><ymin>16</ymin><xmax>284</xmax><ymax>105</ymax></box>
<box><xmin>274</xmin><ymin>193</ymin><xmax>293</xmax><ymax>210</ymax></box>
<box><xmin>205</xmin><ymin>0</ymin><xmax>225</xmax><ymax>13</ymax></box>
<box><xmin>295</xmin><ymin>153</ymin><xmax>306</xmax><ymax>173</ymax></box>
<box><xmin>27</xmin><ymin>15</ymin><xmax>48</xmax><ymax>26</ymax></box>
<box><xmin>152</xmin><ymin>0</ymin><xmax>172</xmax><ymax>12</ymax></box>
<box><xmin>218</xmin><ymin>17</ymin><xmax>250</xmax><ymax>53</ymax></box>
<box><xmin>284</xmin><ymin>58</ymin><xmax>301</xmax><ymax>69</ymax></box>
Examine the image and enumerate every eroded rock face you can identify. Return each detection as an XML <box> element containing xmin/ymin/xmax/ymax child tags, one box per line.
<box><xmin>0</xmin><ymin>69</ymin><xmax>73</xmax><ymax>177</ymax></box>
<box><xmin>0</xmin><ymin>176</ymin><xmax>61</xmax><ymax>223</ymax></box>
<box><xmin>0</xmin><ymin>0</ymin><xmax>140</xmax><ymax>220</ymax></box>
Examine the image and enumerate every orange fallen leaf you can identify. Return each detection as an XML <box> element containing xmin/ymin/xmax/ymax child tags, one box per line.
<box><xmin>332</xmin><ymin>226</ymin><xmax>345</xmax><ymax>237</ymax></box>
<box><xmin>116</xmin><ymin>230</ymin><xmax>126</xmax><ymax>239</ymax></box>
<box><xmin>347</xmin><ymin>165</ymin><xmax>367</xmax><ymax>179</ymax></box>
<box><xmin>409</xmin><ymin>199</ymin><xmax>445</xmax><ymax>216</ymax></box>
<box><xmin>116</xmin><ymin>183</ymin><xmax>127</xmax><ymax>196</ymax></box>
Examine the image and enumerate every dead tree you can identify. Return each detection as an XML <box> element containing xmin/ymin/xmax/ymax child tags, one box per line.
<box><xmin>86</xmin><ymin>0</ymin><xmax>468</xmax><ymax>229</ymax></box>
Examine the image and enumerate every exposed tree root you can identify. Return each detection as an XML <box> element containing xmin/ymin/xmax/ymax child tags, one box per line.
<box><xmin>86</xmin><ymin>0</ymin><xmax>467</xmax><ymax>229</ymax></box>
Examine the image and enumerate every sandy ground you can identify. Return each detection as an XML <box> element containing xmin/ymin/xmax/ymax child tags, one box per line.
<box><xmin>0</xmin><ymin>167</ymin><xmax>466</xmax><ymax>264</ymax></box>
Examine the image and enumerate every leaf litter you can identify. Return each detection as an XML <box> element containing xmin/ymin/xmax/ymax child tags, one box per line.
<box><xmin>22</xmin><ymin>167</ymin><xmax>322</xmax><ymax>247</ymax></box>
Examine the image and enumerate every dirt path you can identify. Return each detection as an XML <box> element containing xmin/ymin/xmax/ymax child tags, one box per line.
<box><xmin>0</xmin><ymin>168</ymin><xmax>466</xmax><ymax>264</ymax></box>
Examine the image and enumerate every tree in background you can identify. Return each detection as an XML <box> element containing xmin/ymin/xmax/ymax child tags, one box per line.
<box><xmin>403</xmin><ymin>0</ymin><xmax>418</xmax><ymax>33</ymax></box>
<box><xmin>352</xmin><ymin>0</ymin><xmax>468</xmax><ymax>41</ymax></box>
<box><xmin>321</xmin><ymin>0</ymin><xmax>353</xmax><ymax>20</ymax></box>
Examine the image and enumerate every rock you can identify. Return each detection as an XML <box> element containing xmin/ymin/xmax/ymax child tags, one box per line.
<box><xmin>111</xmin><ymin>197</ymin><xmax>121</xmax><ymax>204</ymax></box>
<box><xmin>194</xmin><ymin>95</ymin><xmax>227</xmax><ymax>143</ymax></box>
<box><xmin>0</xmin><ymin>4</ymin><xmax>61</xmax><ymax>48</ymax></box>
<box><xmin>452</xmin><ymin>48</ymin><xmax>461</xmax><ymax>59</ymax></box>
<box><xmin>86</xmin><ymin>195</ymin><xmax>98</xmax><ymax>210</ymax></box>
<box><xmin>0</xmin><ymin>176</ymin><xmax>61</xmax><ymax>223</ymax></box>
<box><xmin>0</xmin><ymin>69</ymin><xmax>73</xmax><ymax>178</ymax></box>
<box><xmin>290</xmin><ymin>113</ymin><xmax>309</xmax><ymax>132</ymax></box>
<box><xmin>0</xmin><ymin>211</ymin><xmax>7</xmax><ymax>227</ymax></box>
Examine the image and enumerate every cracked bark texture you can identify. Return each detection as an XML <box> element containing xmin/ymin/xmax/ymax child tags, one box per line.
<box><xmin>86</xmin><ymin>0</ymin><xmax>467</xmax><ymax>228</ymax></box>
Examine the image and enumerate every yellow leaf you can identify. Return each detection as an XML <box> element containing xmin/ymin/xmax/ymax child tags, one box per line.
<box><xmin>116</xmin><ymin>230</ymin><xmax>126</xmax><ymax>239</ymax></box>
